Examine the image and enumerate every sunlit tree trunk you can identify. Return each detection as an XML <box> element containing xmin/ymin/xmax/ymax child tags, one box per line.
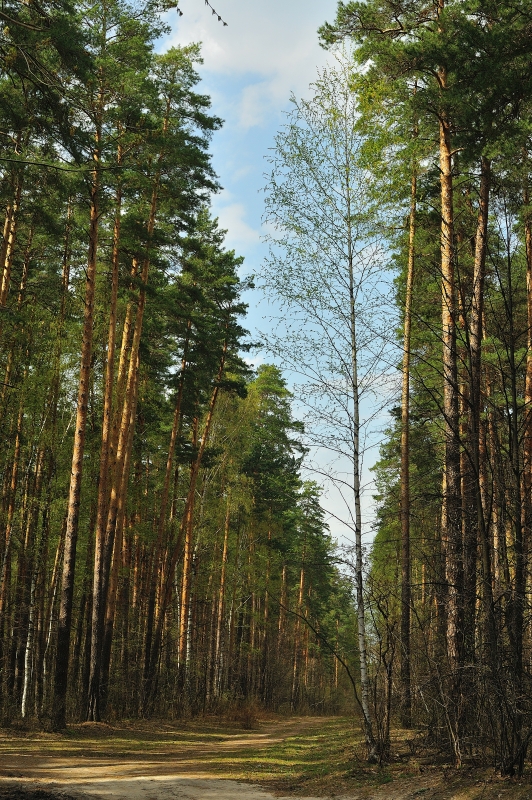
<box><xmin>88</xmin><ymin>141</ymin><xmax>123</xmax><ymax>720</ymax></box>
<box><xmin>88</xmin><ymin>165</ymin><xmax>160</xmax><ymax>720</ymax></box>
<box><xmin>0</xmin><ymin>170</ymin><xmax>23</xmax><ymax>313</ymax></box>
<box><xmin>213</xmin><ymin>488</ymin><xmax>231</xmax><ymax>698</ymax></box>
<box><xmin>400</xmin><ymin>166</ymin><xmax>416</xmax><ymax>728</ymax></box>
<box><xmin>143</xmin><ymin>339</ymin><xmax>229</xmax><ymax>710</ymax></box>
<box><xmin>52</xmin><ymin>129</ymin><xmax>101</xmax><ymax>730</ymax></box>
<box><xmin>469</xmin><ymin>158</ymin><xmax>496</xmax><ymax>664</ymax></box>
<box><xmin>290</xmin><ymin>561</ymin><xmax>305</xmax><ymax>711</ymax></box>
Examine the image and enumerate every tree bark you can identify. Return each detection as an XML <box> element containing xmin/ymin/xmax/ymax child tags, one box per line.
<box><xmin>213</xmin><ymin>486</ymin><xmax>230</xmax><ymax>698</ymax></box>
<box><xmin>400</xmin><ymin>166</ymin><xmax>416</xmax><ymax>728</ymax></box>
<box><xmin>0</xmin><ymin>172</ymin><xmax>23</xmax><ymax>311</ymax></box>
<box><xmin>348</xmin><ymin>184</ymin><xmax>376</xmax><ymax>761</ymax></box>
<box><xmin>468</xmin><ymin>159</ymin><xmax>496</xmax><ymax>663</ymax></box>
<box><xmin>87</xmin><ymin>145</ymin><xmax>123</xmax><ymax>721</ymax></box>
<box><xmin>438</xmin><ymin>116</ymin><xmax>463</xmax><ymax>771</ymax></box>
<box><xmin>52</xmin><ymin>145</ymin><xmax>101</xmax><ymax>730</ymax></box>
<box><xmin>522</xmin><ymin>168</ymin><xmax>532</xmax><ymax>583</ymax></box>
<box><xmin>143</xmin><ymin>340</ymin><xmax>229</xmax><ymax>710</ymax></box>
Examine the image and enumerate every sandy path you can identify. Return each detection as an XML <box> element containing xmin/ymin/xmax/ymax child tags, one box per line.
<box><xmin>0</xmin><ymin>718</ymin><xmax>353</xmax><ymax>800</ymax></box>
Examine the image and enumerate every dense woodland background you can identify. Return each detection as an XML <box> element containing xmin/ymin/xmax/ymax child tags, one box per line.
<box><xmin>0</xmin><ymin>0</ymin><xmax>354</xmax><ymax>735</ymax></box>
<box><xmin>4</xmin><ymin>0</ymin><xmax>532</xmax><ymax>785</ymax></box>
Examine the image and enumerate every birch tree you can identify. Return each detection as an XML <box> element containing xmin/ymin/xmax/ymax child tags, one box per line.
<box><xmin>262</xmin><ymin>53</ymin><xmax>392</xmax><ymax>761</ymax></box>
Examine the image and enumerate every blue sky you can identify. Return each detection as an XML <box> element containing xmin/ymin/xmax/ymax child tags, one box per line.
<box><xmin>162</xmin><ymin>1</ymin><xmax>391</xmax><ymax>546</ymax></box>
<box><xmin>164</xmin><ymin>0</ymin><xmax>339</xmax><ymax>336</ymax></box>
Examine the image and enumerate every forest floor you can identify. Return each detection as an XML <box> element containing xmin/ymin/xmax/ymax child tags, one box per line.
<box><xmin>0</xmin><ymin>715</ymin><xmax>532</xmax><ymax>800</ymax></box>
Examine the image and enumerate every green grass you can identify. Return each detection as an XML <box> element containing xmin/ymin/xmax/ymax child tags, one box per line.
<box><xmin>207</xmin><ymin>717</ymin><xmax>399</xmax><ymax>794</ymax></box>
<box><xmin>0</xmin><ymin>715</ymin><xmax>370</xmax><ymax>791</ymax></box>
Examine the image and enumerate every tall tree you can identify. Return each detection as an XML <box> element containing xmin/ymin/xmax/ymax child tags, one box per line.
<box><xmin>262</xmin><ymin>54</ymin><xmax>394</xmax><ymax>760</ymax></box>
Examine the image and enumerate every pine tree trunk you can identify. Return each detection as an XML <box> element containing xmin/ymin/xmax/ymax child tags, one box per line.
<box><xmin>88</xmin><ymin>148</ymin><xmax>123</xmax><ymax>721</ymax></box>
<box><xmin>0</xmin><ymin>173</ymin><xmax>23</xmax><ymax>310</ymax></box>
<box><xmin>99</xmin><ymin>516</ymin><xmax>123</xmax><ymax>713</ymax></box>
<box><xmin>522</xmin><ymin>171</ymin><xmax>532</xmax><ymax>577</ymax></box>
<box><xmin>213</xmin><ymin>488</ymin><xmax>230</xmax><ymax>698</ymax></box>
<box><xmin>87</xmin><ymin>172</ymin><xmax>159</xmax><ymax>720</ymax></box>
<box><xmin>506</xmin><ymin>243</ymin><xmax>526</xmax><ymax>775</ymax></box>
<box><xmin>40</xmin><ymin>517</ymin><xmax>65</xmax><ymax>717</ymax></box>
<box><xmin>469</xmin><ymin>159</ymin><xmax>496</xmax><ymax>665</ymax></box>
<box><xmin>143</xmin><ymin>341</ymin><xmax>229</xmax><ymax>710</ymax></box>
<box><xmin>52</xmin><ymin>151</ymin><xmax>101</xmax><ymax>730</ymax></box>
<box><xmin>290</xmin><ymin>563</ymin><xmax>305</xmax><ymax>712</ymax></box>
<box><xmin>439</xmin><ymin>112</ymin><xmax>463</xmax><ymax>753</ymax></box>
<box><xmin>400</xmin><ymin>166</ymin><xmax>416</xmax><ymax>728</ymax></box>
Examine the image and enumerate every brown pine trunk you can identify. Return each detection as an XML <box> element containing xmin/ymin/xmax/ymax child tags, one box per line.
<box><xmin>17</xmin><ymin>447</ymin><xmax>45</xmax><ymax>714</ymax></box>
<box><xmin>40</xmin><ymin>516</ymin><xmax>66</xmax><ymax>715</ymax></box>
<box><xmin>260</xmin><ymin>529</ymin><xmax>271</xmax><ymax>702</ymax></box>
<box><xmin>436</xmin><ymin>4</ymin><xmax>462</xmax><ymax>764</ymax></box>
<box><xmin>213</xmin><ymin>487</ymin><xmax>230</xmax><ymax>698</ymax></box>
<box><xmin>119</xmin><ymin>524</ymin><xmax>132</xmax><ymax>695</ymax></box>
<box><xmin>87</xmin><ymin>147</ymin><xmax>123</xmax><ymax>721</ymax></box>
<box><xmin>0</xmin><ymin>399</ymin><xmax>23</xmax><ymax>621</ymax></box>
<box><xmin>72</xmin><ymin>520</ymin><xmax>94</xmax><ymax>697</ymax></box>
<box><xmin>140</xmin><ymin>338</ymin><xmax>191</xmax><ymax>691</ymax></box>
<box><xmin>277</xmin><ymin>563</ymin><xmax>287</xmax><ymax>658</ymax></box>
<box><xmin>1</xmin><ymin>224</ymin><xmax>33</xmax><ymax>409</ymax></box>
<box><xmin>400</xmin><ymin>167</ymin><xmax>416</xmax><ymax>728</ymax></box>
<box><xmin>99</xmin><ymin>515</ymin><xmax>123</xmax><ymax>713</ymax></box>
<box><xmin>177</xmin><ymin>427</ymin><xmax>197</xmax><ymax>676</ymax></box>
<box><xmin>143</xmin><ymin>341</ymin><xmax>229</xmax><ymax>709</ymax></box>
<box><xmin>158</xmin><ymin>327</ymin><xmax>191</xmax><ymax>540</ymax></box>
<box><xmin>468</xmin><ymin>159</ymin><xmax>496</xmax><ymax>665</ymax></box>
<box><xmin>0</xmin><ymin>396</ymin><xmax>23</xmax><ymax>716</ymax></box>
<box><xmin>0</xmin><ymin>173</ymin><xmax>23</xmax><ymax>310</ymax></box>
<box><xmin>523</xmin><ymin>171</ymin><xmax>532</xmax><ymax>582</ymax></box>
<box><xmin>34</xmin><ymin>207</ymin><xmax>72</xmax><ymax>718</ymax></box>
<box><xmin>227</xmin><ymin>525</ymin><xmax>242</xmax><ymax>693</ymax></box>
<box><xmin>52</xmin><ymin>147</ymin><xmax>101</xmax><ymax>730</ymax></box>
<box><xmin>21</xmin><ymin>456</ymin><xmax>48</xmax><ymax>720</ymax></box>
<box><xmin>87</xmin><ymin>143</ymin><xmax>163</xmax><ymax>719</ymax></box>
<box><xmin>439</xmin><ymin>111</ymin><xmax>463</xmax><ymax>696</ymax></box>
<box><xmin>290</xmin><ymin>563</ymin><xmax>305</xmax><ymax>712</ymax></box>
<box><xmin>506</xmin><ymin>240</ymin><xmax>526</xmax><ymax>775</ymax></box>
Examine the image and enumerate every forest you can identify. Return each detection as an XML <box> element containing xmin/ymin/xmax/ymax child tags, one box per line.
<box><xmin>2</xmin><ymin>0</ymin><xmax>532</xmax><ymax>790</ymax></box>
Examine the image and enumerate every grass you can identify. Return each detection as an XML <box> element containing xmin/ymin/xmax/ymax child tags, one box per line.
<box><xmin>2</xmin><ymin>715</ymin><xmax>532</xmax><ymax>798</ymax></box>
<box><xmin>195</xmin><ymin>717</ymin><xmax>415</xmax><ymax>794</ymax></box>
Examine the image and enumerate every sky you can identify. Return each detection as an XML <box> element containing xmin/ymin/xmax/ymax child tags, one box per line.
<box><xmin>163</xmin><ymin>0</ymin><xmax>338</xmax><ymax>293</ymax></box>
<box><xmin>162</xmin><ymin>0</ymin><xmax>390</xmax><ymax>546</ymax></box>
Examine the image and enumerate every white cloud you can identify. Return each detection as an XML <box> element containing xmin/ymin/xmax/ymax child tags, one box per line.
<box><xmin>212</xmin><ymin>198</ymin><xmax>261</xmax><ymax>248</ymax></box>
<box><xmin>244</xmin><ymin>353</ymin><xmax>266</xmax><ymax>370</ymax></box>
<box><xmin>166</xmin><ymin>0</ymin><xmax>338</xmax><ymax>129</ymax></box>
<box><xmin>238</xmin><ymin>80</ymin><xmax>274</xmax><ymax>129</ymax></box>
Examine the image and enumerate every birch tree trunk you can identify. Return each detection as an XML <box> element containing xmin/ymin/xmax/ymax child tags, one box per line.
<box><xmin>348</xmin><ymin>202</ymin><xmax>376</xmax><ymax>761</ymax></box>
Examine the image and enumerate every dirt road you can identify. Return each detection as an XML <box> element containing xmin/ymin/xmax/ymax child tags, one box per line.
<box><xmin>2</xmin><ymin>717</ymin><xmax>523</xmax><ymax>800</ymax></box>
<box><xmin>1</xmin><ymin>775</ymin><xmax>328</xmax><ymax>800</ymax></box>
<box><xmin>0</xmin><ymin>718</ymin><xmax>352</xmax><ymax>800</ymax></box>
